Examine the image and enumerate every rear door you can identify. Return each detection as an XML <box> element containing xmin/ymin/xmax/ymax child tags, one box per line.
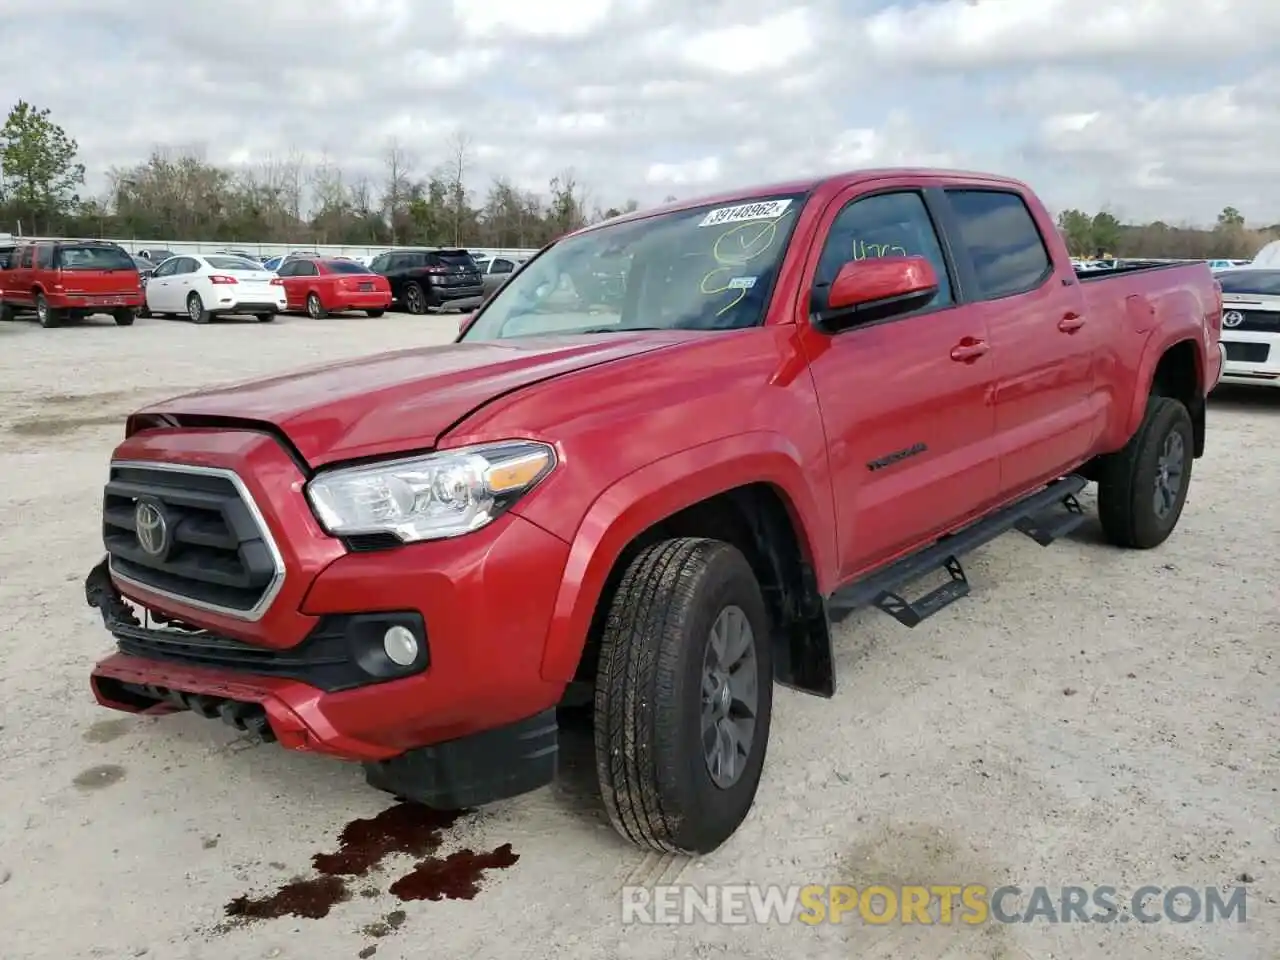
<box><xmin>276</xmin><ymin>259</ymin><xmax>304</xmax><ymax>309</ymax></box>
<box><xmin>797</xmin><ymin>181</ymin><xmax>1001</xmax><ymax>580</ymax></box>
<box><xmin>939</xmin><ymin>188</ymin><xmax>1099</xmax><ymax>494</ymax></box>
<box><xmin>9</xmin><ymin>245</ymin><xmax>34</xmax><ymax>306</ymax></box>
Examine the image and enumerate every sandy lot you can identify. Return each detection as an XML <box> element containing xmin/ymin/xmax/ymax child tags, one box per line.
<box><xmin>0</xmin><ymin>311</ymin><xmax>1276</xmax><ymax>960</ymax></box>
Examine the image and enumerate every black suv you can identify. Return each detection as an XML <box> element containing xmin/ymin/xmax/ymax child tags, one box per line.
<box><xmin>368</xmin><ymin>248</ymin><xmax>483</xmax><ymax>314</ymax></box>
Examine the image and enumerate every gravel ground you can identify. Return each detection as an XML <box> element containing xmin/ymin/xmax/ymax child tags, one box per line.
<box><xmin>0</xmin><ymin>312</ymin><xmax>1276</xmax><ymax>960</ymax></box>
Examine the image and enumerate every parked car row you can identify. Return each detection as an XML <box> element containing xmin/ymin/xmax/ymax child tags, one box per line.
<box><xmin>0</xmin><ymin>236</ymin><xmax>535</xmax><ymax>327</ymax></box>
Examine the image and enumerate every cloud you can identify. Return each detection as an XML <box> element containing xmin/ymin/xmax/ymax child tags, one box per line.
<box><xmin>0</xmin><ymin>0</ymin><xmax>1276</xmax><ymax>225</ymax></box>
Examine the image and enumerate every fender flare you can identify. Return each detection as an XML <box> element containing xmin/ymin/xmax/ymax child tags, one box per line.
<box><xmin>1122</xmin><ymin>330</ymin><xmax>1205</xmax><ymax>442</ymax></box>
<box><xmin>537</xmin><ymin>431</ymin><xmax>834</xmax><ymax>683</ymax></box>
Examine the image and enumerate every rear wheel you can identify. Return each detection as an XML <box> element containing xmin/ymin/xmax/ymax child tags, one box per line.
<box><xmin>404</xmin><ymin>282</ymin><xmax>427</xmax><ymax>315</ymax></box>
<box><xmin>0</xmin><ymin>302</ymin><xmax>13</xmax><ymax>322</ymax></box>
<box><xmin>593</xmin><ymin>538</ymin><xmax>773</xmax><ymax>855</ymax></box>
<box><xmin>365</xmin><ymin>309</ymin><xmax>385</xmax><ymax>318</ymax></box>
<box><xmin>255</xmin><ymin>312</ymin><xmax>276</xmax><ymax>323</ymax></box>
<box><xmin>112</xmin><ymin>309</ymin><xmax>135</xmax><ymax>326</ymax></box>
<box><xmin>306</xmin><ymin>293</ymin><xmax>327</xmax><ymax>319</ymax></box>
<box><xmin>35</xmin><ymin>293</ymin><xmax>62</xmax><ymax>328</ymax></box>
<box><xmin>1096</xmin><ymin>395</ymin><xmax>1194</xmax><ymax>549</ymax></box>
<box><xmin>187</xmin><ymin>292</ymin><xmax>210</xmax><ymax>324</ymax></box>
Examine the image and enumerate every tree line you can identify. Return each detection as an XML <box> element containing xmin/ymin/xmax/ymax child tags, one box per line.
<box><xmin>1</xmin><ymin>99</ymin><xmax>1277</xmax><ymax>258</ymax></box>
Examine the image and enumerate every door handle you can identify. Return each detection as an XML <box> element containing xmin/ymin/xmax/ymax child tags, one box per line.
<box><xmin>1059</xmin><ymin>312</ymin><xmax>1085</xmax><ymax>332</ymax></box>
<box><xmin>950</xmin><ymin>338</ymin><xmax>989</xmax><ymax>362</ymax></box>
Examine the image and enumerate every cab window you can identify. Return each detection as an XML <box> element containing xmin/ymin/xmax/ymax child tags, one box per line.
<box><xmin>814</xmin><ymin>190</ymin><xmax>954</xmax><ymax>310</ymax></box>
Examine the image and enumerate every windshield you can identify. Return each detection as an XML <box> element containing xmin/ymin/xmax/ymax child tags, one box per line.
<box><xmin>460</xmin><ymin>193</ymin><xmax>806</xmax><ymax>340</ymax></box>
<box><xmin>206</xmin><ymin>255</ymin><xmax>263</xmax><ymax>271</ymax></box>
<box><xmin>1218</xmin><ymin>270</ymin><xmax>1280</xmax><ymax>295</ymax></box>
<box><xmin>323</xmin><ymin>259</ymin><xmax>372</xmax><ymax>274</ymax></box>
<box><xmin>58</xmin><ymin>245</ymin><xmax>136</xmax><ymax>270</ymax></box>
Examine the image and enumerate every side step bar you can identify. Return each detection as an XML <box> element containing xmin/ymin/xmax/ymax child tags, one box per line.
<box><xmin>828</xmin><ymin>474</ymin><xmax>1088</xmax><ymax>628</ymax></box>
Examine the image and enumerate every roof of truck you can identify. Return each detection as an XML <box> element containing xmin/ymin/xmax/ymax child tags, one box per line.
<box><xmin>575</xmin><ymin>166</ymin><xmax>1031</xmax><ymax>236</ymax></box>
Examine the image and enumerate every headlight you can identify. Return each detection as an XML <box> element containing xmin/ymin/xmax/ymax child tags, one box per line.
<box><xmin>305</xmin><ymin>440</ymin><xmax>556</xmax><ymax>543</ymax></box>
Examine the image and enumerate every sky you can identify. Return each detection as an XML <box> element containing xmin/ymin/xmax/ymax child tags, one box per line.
<box><xmin>3</xmin><ymin>0</ymin><xmax>1279</xmax><ymax>226</ymax></box>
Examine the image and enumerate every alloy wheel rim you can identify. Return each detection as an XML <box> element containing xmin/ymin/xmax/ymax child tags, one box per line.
<box><xmin>700</xmin><ymin>605</ymin><xmax>759</xmax><ymax>789</ymax></box>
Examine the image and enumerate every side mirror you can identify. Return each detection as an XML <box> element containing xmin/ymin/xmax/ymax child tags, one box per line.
<box><xmin>814</xmin><ymin>257</ymin><xmax>939</xmax><ymax>332</ymax></box>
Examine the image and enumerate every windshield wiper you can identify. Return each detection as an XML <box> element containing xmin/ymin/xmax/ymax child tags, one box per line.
<box><xmin>576</xmin><ymin>325</ymin><xmax>667</xmax><ymax>334</ymax></box>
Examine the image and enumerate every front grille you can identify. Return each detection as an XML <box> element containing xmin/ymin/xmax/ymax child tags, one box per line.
<box><xmin>1224</xmin><ymin>341</ymin><xmax>1270</xmax><ymax>364</ymax></box>
<box><xmin>1223</xmin><ymin>309</ymin><xmax>1280</xmax><ymax>332</ymax></box>
<box><xmin>102</xmin><ymin>463</ymin><xmax>282</xmax><ymax>617</ymax></box>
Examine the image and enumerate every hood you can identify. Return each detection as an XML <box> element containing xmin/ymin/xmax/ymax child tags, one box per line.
<box><xmin>137</xmin><ymin>334</ymin><xmax>684</xmax><ymax>466</ymax></box>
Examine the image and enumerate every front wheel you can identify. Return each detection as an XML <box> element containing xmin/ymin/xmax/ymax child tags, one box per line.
<box><xmin>593</xmin><ymin>538</ymin><xmax>773</xmax><ymax>855</ymax></box>
<box><xmin>35</xmin><ymin>293</ymin><xmax>63</xmax><ymax>328</ymax></box>
<box><xmin>1096</xmin><ymin>395</ymin><xmax>1194</xmax><ymax>549</ymax></box>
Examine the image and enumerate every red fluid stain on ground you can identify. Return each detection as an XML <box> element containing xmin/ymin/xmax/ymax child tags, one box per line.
<box><xmin>312</xmin><ymin>803</ymin><xmax>468</xmax><ymax>876</ymax></box>
<box><xmin>222</xmin><ymin>803</ymin><xmax>472</xmax><ymax>922</ymax></box>
<box><xmin>388</xmin><ymin>843</ymin><xmax>520</xmax><ymax>902</ymax></box>
<box><xmin>224</xmin><ymin>875</ymin><xmax>350</xmax><ymax>920</ymax></box>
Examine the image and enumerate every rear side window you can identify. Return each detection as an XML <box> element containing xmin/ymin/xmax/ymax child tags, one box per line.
<box><xmin>17</xmin><ymin>247</ymin><xmax>33</xmax><ymax>267</ymax></box>
<box><xmin>35</xmin><ymin>245</ymin><xmax>54</xmax><ymax>268</ymax></box>
<box><xmin>492</xmin><ymin>258</ymin><xmax>514</xmax><ymax>273</ymax></box>
<box><xmin>295</xmin><ymin>261</ymin><xmax>319</xmax><ymax>277</ymax></box>
<box><xmin>322</xmin><ymin>259</ymin><xmax>371</xmax><ymax>274</ymax></box>
<box><xmin>945</xmin><ymin>190</ymin><xmax>1052</xmax><ymax>298</ymax></box>
<box><xmin>57</xmin><ymin>244</ymin><xmax>137</xmax><ymax>270</ymax></box>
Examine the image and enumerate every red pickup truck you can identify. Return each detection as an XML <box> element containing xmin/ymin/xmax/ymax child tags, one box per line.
<box><xmin>1</xmin><ymin>239</ymin><xmax>143</xmax><ymax>327</ymax></box>
<box><xmin>84</xmin><ymin>168</ymin><xmax>1224</xmax><ymax>855</ymax></box>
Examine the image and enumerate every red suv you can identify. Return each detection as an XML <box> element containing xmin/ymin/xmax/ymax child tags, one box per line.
<box><xmin>0</xmin><ymin>240</ymin><xmax>143</xmax><ymax>327</ymax></box>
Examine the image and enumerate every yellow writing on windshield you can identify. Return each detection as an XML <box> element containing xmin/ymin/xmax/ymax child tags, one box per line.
<box><xmin>700</xmin><ymin>209</ymin><xmax>794</xmax><ymax>316</ymax></box>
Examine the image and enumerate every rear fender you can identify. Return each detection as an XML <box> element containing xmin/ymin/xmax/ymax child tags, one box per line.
<box><xmin>536</xmin><ymin>431</ymin><xmax>834</xmax><ymax>684</ymax></box>
<box><xmin>1118</xmin><ymin>332</ymin><xmax>1204</xmax><ymax>447</ymax></box>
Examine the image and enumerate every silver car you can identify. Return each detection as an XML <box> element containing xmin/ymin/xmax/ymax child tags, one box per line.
<box><xmin>475</xmin><ymin>255</ymin><xmax>527</xmax><ymax>296</ymax></box>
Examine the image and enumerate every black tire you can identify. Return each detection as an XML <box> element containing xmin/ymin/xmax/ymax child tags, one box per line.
<box><xmin>186</xmin><ymin>293</ymin><xmax>210</xmax><ymax>324</ymax></box>
<box><xmin>112</xmin><ymin>309</ymin><xmax>135</xmax><ymax>326</ymax></box>
<box><xmin>137</xmin><ymin>304</ymin><xmax>152</xmax><ymax>319</ymax></box>
<box><xmin>255</xmin><ymin>312</ymin><xmax>276</xmax><ymax>323</ymax></box>
<box><xmin>594</xmin><ymin>538</ymin><xmax>773</xmax><ymax>855</ymax></box>
<box><xmin>35</xmin><ymin>293</ymin><xmax>62</xmax><ymax>328</ymax></box>
<box><xmin>0</xmin><ymin>302</ymin><xmax>15</xmax><ymax>322</ymax></box>
<box><xmin>1096</xmin><ymin>395</ymin><xmax>1194</xmax><ymax>549</ymax></box>
<box><xmin>365</xmin><ymin>309</ymin><xmax>385</xmax><ymax>318</ymax></box>
<box><xmin>306</xmin><ymin>293</ymin><xmax>327</xmax><ymax>319</ymax></box>
<box><xmin>404</xmin><ymin>282</ymin><xmax>428</xmax><ymax>315</ymax></box>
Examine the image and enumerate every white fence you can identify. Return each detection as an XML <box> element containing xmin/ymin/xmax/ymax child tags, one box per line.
<box><xmin>4</xmin><ymin>236</ymin><xmax>540</xmax><ymax>262</ymax></box>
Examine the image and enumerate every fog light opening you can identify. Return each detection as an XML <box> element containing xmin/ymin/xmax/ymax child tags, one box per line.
<box><xmin>383</xmin><ymin>625</ymin><xmax>419</xmax><ymax>666</ymax></box>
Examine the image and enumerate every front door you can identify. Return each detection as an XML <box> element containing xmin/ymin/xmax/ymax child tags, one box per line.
<box><xmin>797</xmin><ymin>184</ymin><xmax>1001</xmax><ymax>582</ymax></box>
<box><xmin>941</xmin><ymin>188</ymin><xmax>1099</xmax><ymax>493</ymax></box>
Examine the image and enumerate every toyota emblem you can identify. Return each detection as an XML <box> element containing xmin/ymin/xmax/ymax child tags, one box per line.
<box><xmin>1223</xmin><ymin>310</ymin><xmax>1244</xmax><ymax>328</ymax></box>
<box><xmin>134</xmin><ymin>500</ymin><xmax>169</xmax><ymax>557</ymax></box>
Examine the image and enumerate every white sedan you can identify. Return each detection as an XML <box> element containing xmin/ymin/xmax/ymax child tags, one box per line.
<box><xmin>140</xmin><ymin>254</ymin><xmax>287</xmax><ymax>323</ymax></box>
